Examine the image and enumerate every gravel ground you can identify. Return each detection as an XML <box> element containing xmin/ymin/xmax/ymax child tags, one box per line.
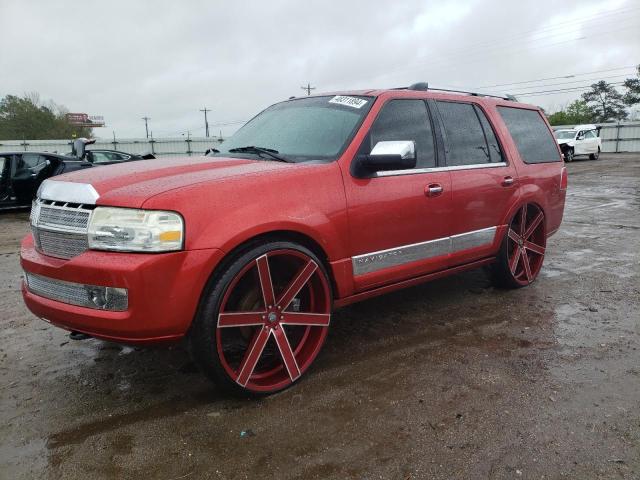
<box><xmin>1</xmin><ymin>153</ymin><xmax>639</xmax><ymax>479</ymax></box>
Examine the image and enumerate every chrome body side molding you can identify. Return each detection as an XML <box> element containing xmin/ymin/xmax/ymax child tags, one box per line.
<box><xmin>352</xmin><ymin>226</ymin><xmax>497</xmax><ymax>275</ymax></box>
<box><xmin>374</xmin><ymin>162</ymin><xmax>507</xmax><ymax>178</ymax></box>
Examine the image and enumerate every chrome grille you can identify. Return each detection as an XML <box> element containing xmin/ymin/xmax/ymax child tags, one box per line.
<box><xmin>38</xmin><ymin>205</ymin><xmax>91</xmax><ymax>231</ymax></box>
<box><xmin>25</xmin><ymin>272</ymin><xmax>128</xmax><ymax>311</ymax></box>
<box><xmin>33</xmin><ymin>229</ymin><xmax>89</xmax><ymax>259</ymax></box>
<box><xmin>31</xmin><ymin>200</ymin><xmax>93</xmax><ymax>259</ymax></box>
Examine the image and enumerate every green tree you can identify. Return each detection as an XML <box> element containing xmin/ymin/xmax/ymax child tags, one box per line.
<box><xmin>581</xmin><ymin>81</ymin><xmax>628</xmax><ymax>122</ymax></box>
<box><xmin>623</xmin><ymin>64</ymin><xmax>640</xmax><ymax>106</ymax></box>
<box><xmin>0</xmin><ymin>93</ymin><xmax>92</xmax><ymax>140</ymax></box>
<box><xmin>547</xmin><ymin>110</ymin><xmax>569</xmax><ymax>126</ymax></box>
<box><xmin>547</xmin><ymin>100</ymin><xmax>595</xmax><ymax>126</ymax></box>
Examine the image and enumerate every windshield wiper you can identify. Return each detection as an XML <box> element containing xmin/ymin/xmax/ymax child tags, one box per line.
<box><xmin>227</xmin><ymin>146</ymin><xmax>291</xmax><ymax>163</ymax></box>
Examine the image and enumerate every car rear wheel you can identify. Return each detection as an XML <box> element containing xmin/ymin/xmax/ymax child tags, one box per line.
<box><xmin>190</xmin><ymin>241</ymin><xmax>332</xmax><ymax>396</ymax></box>
<box><xmin>490</xmin><ymin>204</ymin><xmax>546</xmax><ymax>289</ymax></box>
<box><xmin>589</xmin><ymin>147</ymin><xmax>600</xmax><ymax>160</ymax></box>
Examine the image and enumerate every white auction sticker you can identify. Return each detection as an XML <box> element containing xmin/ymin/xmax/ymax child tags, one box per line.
<box><xmin>329</xmin><ymin>95</ymin><xmax>368</xmax><ymax>109</ymax></box>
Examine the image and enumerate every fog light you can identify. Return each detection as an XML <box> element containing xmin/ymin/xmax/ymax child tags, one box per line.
<box><xmin>25</xmin><ymin>272</ymin><xmax>128</xmax><ymax>312</ymax></box>
<box><xmin>85</xmin><ymin>286</ymin><xmax>128</xmax><ymax>311</ymax></box>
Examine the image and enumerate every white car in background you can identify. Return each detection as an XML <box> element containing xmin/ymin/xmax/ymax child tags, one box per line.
<box><xmin>554</xmin><ymin>124</ymin><xmax>601</xmax><ymax>162</ymax></box>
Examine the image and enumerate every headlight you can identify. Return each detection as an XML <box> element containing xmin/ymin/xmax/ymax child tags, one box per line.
<box><xmin>88</xmin><ymin>207</ymin><xmax>184</xmax><ymax>252</ymax></box>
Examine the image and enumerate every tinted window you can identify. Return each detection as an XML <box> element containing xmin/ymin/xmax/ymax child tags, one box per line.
<box><xmin>366</xmin><ymin>99</ymin><xmax>436</xmax><ymax>168</ymax></box>
<box><xmin>498</xmin><ymin>107</ymin><xmax>561</xmax><ymax>164</ymax></box>
<box><xmin>436</xmin><ymin>101</ymin><xmax>492</xmax><ymax>166</ymax></box>
<box><xmin>475</xmin><ymin>105</ymin><xmax>503</xmax><ymax>163</ymax></box>
<box><xmin>21</xmin><ymin>154</ymin><xmax>46</xmax><ymax>169</ymax></box>
<box><xmin>91</xmin><ymin>151</ymin><xmax>129</xmax><ymax>163</ymax></box>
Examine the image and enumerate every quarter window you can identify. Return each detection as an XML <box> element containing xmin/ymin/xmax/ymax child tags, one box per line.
<box><xmin>366</xmin><ymin>99</ymin><xmax>436</xmax><ymax>168</ymax></box>
<box><xmin>497</xmin><ymin>106</ymin><xmax>561</xmax><ymax>164</ymax></box>
<box><xmin>436</xmin><ymin>101</ymin><xmax>497</xmax><ymax>166</ymax></box>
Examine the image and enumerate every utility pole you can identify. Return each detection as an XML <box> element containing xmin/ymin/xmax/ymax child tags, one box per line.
<box><xmin>141</xmin><ymin>116</ymin><xmax>151</xmax><ymax>139</ymax></box>
<box><xmin>301</xmin><ymin>82</ymin><xmax>316</xmax><ymax>96</ymax></box>
<box><xmin>199</xmin><ymin>107</ymin><xmax>211</xmax><ymax>137</ymax></box>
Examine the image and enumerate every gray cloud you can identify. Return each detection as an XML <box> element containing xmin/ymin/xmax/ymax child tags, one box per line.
<box><xmin>1</xmin><ymin>0</ymin><xmax>638</xmax><ymax>138</ymax></box>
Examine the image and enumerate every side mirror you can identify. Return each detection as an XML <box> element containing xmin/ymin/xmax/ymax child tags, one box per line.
<box><xmin>358</xmin><ymin>140</ymin><xmax>416</xmax><ymax>174</ymax></box>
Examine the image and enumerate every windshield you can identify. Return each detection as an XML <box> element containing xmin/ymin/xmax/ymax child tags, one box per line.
<box><xmin>554</xmin><ymin>130</ymin><xmax>576</xmax><ymax>140</ymax></box>
<box><xmin>210</xmin><ymin>95</ymin><xmax>373</xmax><ymax>163</ymax></box>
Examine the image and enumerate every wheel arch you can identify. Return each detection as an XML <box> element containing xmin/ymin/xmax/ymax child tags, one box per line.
<box><xmin>188</xmin><ymin>228</ymin><xmax>339</xmax><ymax>336</ymax></box>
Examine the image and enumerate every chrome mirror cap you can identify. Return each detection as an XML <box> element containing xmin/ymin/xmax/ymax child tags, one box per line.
<box><xmin>370</xmin><ymin>140</ymin><xmax>416</xmax><ymax>160</ymax></box>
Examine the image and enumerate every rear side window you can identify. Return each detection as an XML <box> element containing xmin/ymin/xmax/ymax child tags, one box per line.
<box><xmin>367</xmin><ymin>99</ymin><xmax>436</xmax><ymax>168</ymax></box>
<box><xmin>497</xmin><ymin>107</ymin><xmax>561</xmax><ymax>164</ymax></box>
<box><xmin>436</xmin><ymin>101</ymin><xmax>500</xmax><ymax>166</ymax></box>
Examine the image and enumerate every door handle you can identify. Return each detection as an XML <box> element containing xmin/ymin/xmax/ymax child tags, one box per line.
<box><xmin>425</xmin><ymin>183</ymin><xmax>443</xmax><ymax>197</ymax></box>
<box><xmin>502</xmin><ymin>176</ymin><xmax>515</xmax><ymax>187</ymax></box>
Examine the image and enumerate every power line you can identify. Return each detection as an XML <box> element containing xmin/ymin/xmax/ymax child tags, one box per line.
<box><xmin>478</xmin><ymin>66</ymin><xmax>637</xmax><ymax>89</ymax></box>
<box><xmin>141</xmin><ymin>116</ymin><xmax>150</xmax><ymax>139</ymax></box>
<box><xmin>199</xmin><ymin>107</ymin><xmax>211</xmax><ymax>137</ymax></box>
<box><xmin>515</xmin><ymin>81</ymin><xmax>626</xmax><ymax>97</ymax></box>
<box><xmin>301</xmin><ymin>82</ymin><xmax>316</xmax><ymax>96</ymax></box>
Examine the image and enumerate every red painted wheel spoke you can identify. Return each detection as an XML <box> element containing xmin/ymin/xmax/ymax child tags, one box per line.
<box><xmin>508</xmin><ymin>228</ymin><xmax>520</xmax><ymax>243</ymax></box>
<box><xmin>524</xmin><ymin>212</ymin><xmax>544</xmax><ymax>239</ymax></box>
<box><xmin>509</xmin><ymin>247</ymin><xmax>521</xmax><ymax>275</ymax></box>
<box><xmin>272</xmin><ymin>327</ymin><xmax>301</xmax><ymax>381</ymax></box>
<box><xmin>236</xmin><ymin>327</ymin><xmax>271</xmax><ymax>386</ymax></box>
<box><xmin>522</xmin><ymin>249</ymin><xmax>532</xmax><ymax>282</ymax></box>
<box><xmin>218</xmin><ymin>312</ymin><xmax>265</xmax><ymax>328</ymax></box>
<box><xmin>256</xmin><ymin>254</ymin><xmax>276</xmax><ymax>307</ymax></box>
<box><xmin>519</xmin><ymin>205</ymin><xmax>527</xmax><ymax>236</ymax></box>
<box><xmin>281</xmin><ymin>312</ymin><xmax>331</xmax><ymax>327</ymax></box>
<box><xmin>524</xmin><ymin>240</ymin><xmax>545</xmax><ymax>256</ymax></box>
<box><xmin>277</xmin><ymin>260</ymin><xmax>318</xmax><ymax>310</ymax></box>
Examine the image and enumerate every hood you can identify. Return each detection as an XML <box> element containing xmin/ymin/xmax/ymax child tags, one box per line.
<box><xmin>48</xmin><ymin>156</ymin><xmax>292</xmax><ymax>207</ymax></box>
<box><xmin>556</xmin><ymin>139</ymin><xmax>574</xmax><ymax>146</ymax></box>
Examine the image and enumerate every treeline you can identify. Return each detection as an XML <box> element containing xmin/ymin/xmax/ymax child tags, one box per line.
<box><xmin>547</xmin><ymin>65</ymin><xmax>640</xmax><ymax>125</ymax></box>
<box><xmin>0</xmin><ymin>93</ymin><xmax>92</xmax><ymax>140</ymax></box>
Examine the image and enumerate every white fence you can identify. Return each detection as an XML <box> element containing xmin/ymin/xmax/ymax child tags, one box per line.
<box><xmin>2</xmin><ymin>121</ymin><xmax>640</xmax><ymax>157</ymax></box>
<box><xmin>553</xmin><ymin>121</ymin><xmax>640</xmax><ymax>153</ymax></box>
<box><xmin>0</xmin><ymin>136</ymin><xmax>224</xmax><ymax>157</ymax></box>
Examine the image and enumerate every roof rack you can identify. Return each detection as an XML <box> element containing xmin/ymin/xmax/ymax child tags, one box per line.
<box><xmin>397</xmin><ymin>82</ymin><xmax>515</xmax><ymax>101</ymax></box>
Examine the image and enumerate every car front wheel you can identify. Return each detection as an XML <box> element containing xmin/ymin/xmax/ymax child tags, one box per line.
<box><xmin>190</xmin><ymin>241</ymin><xmax>332</xmax><ymax>396</ymax></box>
<box><xmin>565</xmin><ymin>148</ymin><xmax>574</xmax><ymax>162</ymax></box>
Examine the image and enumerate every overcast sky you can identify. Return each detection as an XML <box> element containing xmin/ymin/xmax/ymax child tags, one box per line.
<box><xmin>1</xmin><ymin>0</ymin><xmax>638</xmax><ymax>139</ymax></box>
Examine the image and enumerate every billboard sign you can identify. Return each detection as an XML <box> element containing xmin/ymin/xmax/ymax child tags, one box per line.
<box><xmin>66</xmin><ymin>113</ymin><xmax>105</xmax><ymax>127</ymax></box>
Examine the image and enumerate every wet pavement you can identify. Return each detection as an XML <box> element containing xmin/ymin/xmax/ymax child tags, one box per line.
<box><xmin>1</xmin><ymin>153</ymin><xmax>639</xmax><ymax>479</ymax></box>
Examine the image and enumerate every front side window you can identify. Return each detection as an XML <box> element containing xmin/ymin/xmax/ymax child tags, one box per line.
<box><xmin>212</xmin><ymin>95</ymin><xmax>373</xmax><ymax>163</ymax></box>
<box><xmin>21</xmin><ymin>154</ymin><xmax>46</xmax><ymax>169</ymax></box>
<box><xmin>363</xmin><ymin>99</ymin><xmax>436</xmax><ymax>168</ymax></box>
<box><xmin>585</xmin><ymin>130</ymin><xmax>597</xmax><ymax>138</ymax></box>
<box><xmin>498</xmin><ymin>107</ymin><xmax>561</xmax><ymax>164</ymax></box>
<box><xmin>436</xmin><ymin>101</ymin><xmax>497</xmax><ymax>166</ymax></box>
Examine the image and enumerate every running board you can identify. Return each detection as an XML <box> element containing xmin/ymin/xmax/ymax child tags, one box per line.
<box><xmin>333</xmin><ymin>257</ymin><xmax>495</xmax><ymax>308</ymax></box>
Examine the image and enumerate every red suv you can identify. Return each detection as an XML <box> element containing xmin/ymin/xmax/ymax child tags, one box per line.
<box><xmin>21</xmin><ymin>85</ymin><xmax>567</xmax><ymax>395</ymax></box>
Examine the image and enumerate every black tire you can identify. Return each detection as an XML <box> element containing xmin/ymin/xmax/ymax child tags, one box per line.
<box><xmin>188</xmin><ymin>240</ymin><xmax>331</xmax><ymax>397</ymax></box>
<box><xmin>564</xmin><ymin>148</ymin><xmax>574</xmax><ymax>162</ymax></box>
<box><xmin>489</xmin><ymin>204</ymin><xmax>546</xmax><ymax>289</ymax></box>
<box><xmin>589</xmin><ymin>147</ymin><xmax>600</xmax><ymax>160</ymax></box>
<box><xmin>489</xmin><ymin>233</ymin><xmax>524</xmax><ymax>289</ymax></box>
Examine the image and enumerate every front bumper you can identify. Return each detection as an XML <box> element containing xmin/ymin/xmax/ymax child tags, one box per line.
<box><xmin>20</xmin><ymin>234</ymin><xmax>224</xmax><ymax>345</ymax></box>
